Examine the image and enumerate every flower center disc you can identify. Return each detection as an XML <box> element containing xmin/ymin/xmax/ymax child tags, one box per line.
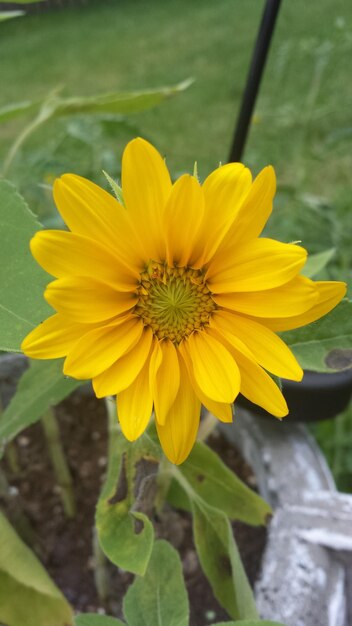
<box><xmin>135</xmin><ymin>262</ymin><xmax>217</xmax><ymax>343</ymax></box>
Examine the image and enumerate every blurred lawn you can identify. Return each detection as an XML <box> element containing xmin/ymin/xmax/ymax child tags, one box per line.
<box><xmin>1</xmin><ymin>0</ymin><xmax>352</xmax><ymax>286</ymax></box>
<box><xmin>1</xmin><ymin>0</ymin><xmax>352</xmax><ymax>484</ymax></box>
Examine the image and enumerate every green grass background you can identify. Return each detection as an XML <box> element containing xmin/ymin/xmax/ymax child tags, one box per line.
<box><xmin>1</xmin><ymin>0</ymin><xmax>351</xmax><ymax>487</ymax></box>
<box><xmin>1</xmin><ymin>0</ymin><xmax>352</xmax><ymax>268</ymax></box>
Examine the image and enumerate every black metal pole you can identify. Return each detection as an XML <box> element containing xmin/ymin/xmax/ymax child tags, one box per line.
<box><xmin>228</xmin><ymin>0</ymin><xmax>282</xmax><ymax>163</ymax></box>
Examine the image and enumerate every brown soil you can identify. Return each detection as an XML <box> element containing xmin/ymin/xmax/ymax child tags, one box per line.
<box><xmin>0</xmin><ymin>389</ymin><xmax>267</xmax><ymax>626</ymax></box>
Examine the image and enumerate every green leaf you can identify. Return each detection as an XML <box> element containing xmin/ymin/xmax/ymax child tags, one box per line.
<box><xmin>123</xmin><ymin>540</ymin><xmax>189</xmax><ymax>626</ymax></box>
<box><xmin>96</xmin><ymin>423</ymin><xmax>160</xmax><ymax>576</ymax></box>
<box><xmin>173</xmin><ymin>467</ymin><xmax>258</xmax><ymax>621</ymax></box>
<box><xmin>0</xmin><ymin>180</ymin><xmax>51</xmax><ymax>352</ymax></box>
<box><xmin>191</xmin><ymin>500</ymin><xmax>258</xmax><ymax>621</ymax></box>
<box><xmin>0</xmin><ymin>100</ymin><xmax>42</xmax><ymax>123</ymax></box>
<box><xmin>302</xmin><ymin>248</ymin><xmax>335</xmax><ymax>278</ymax></box>
<box><xmin>0</xmin><ymin>11</ymin><xmax>24</xmax><ymax>21</ymax></box>
<box><xmin>0</xmin><ymin>359</ymin><xmax>82</xmax><ymax>452</ymax></box>
<box><xmin>0</xmin><ymin>511</ymin><xmax>73</xmax><ymax>626</ymax></box>
<box><xmin>74</xmin><ymin>615</ymin><xmax>125</xmax><ymax>626</ymax></box>
<box><xmin>167</xmin><ymin>441</ymin><xmax>271</xmax><ymax>526</ymax></box>
<box><xmin>50</xmin><ymin>79</ymin><xmax>193</xmax><ymax>117</ymax></box>
<box><xmin>102</xmin><ymin>170</ymin><xmax>124</xmax><ymax>205</ymax></box>
<box><xmin>283</xmin><ymin>299</ymin><xmax>352</xmax><ymax>372</ymax></box>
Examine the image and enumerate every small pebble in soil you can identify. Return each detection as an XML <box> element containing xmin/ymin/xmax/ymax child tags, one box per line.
<box><xmin>205</xmin><ymin>610</ymin><xmax>216</xmax><ymax>621</ymax></box>
<box><xmin>18</xmin><ymin>436</ymin><xmax>30</xmax><ymax>447</ymax></box>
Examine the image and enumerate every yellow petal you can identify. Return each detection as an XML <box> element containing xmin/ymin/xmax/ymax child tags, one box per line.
<box><xmin>192</xmin><ymin>162</ymin><xmax>252</xmax><ymax>266</ymax></box>
<box><xmin>31</xmin><ymin>230</ymin><xmax>138</xmax><ymax>290</ymax></box>
<box><xmin>214</xmin><ymin>276</ymin><xmax>319</xmax><ymax>318</ymax></box>
<box><xmin>63</xmin><ymin>317</ymin><xmax>143</xmax><ymax>379</ymax></box>
<box><xmin>149</xmin><ymin>339</ymin><xmax>180</xmax><ymax>425</ymax></box>
<box><xmin>184</xmin><ymin>330</ymin><xmax>240</xmax><ymax>403</ymax></box>
<box><xmin>237</xmin><ymin>352</ymin><xmax>288</xmax><ymax>417</ymax></box>
<box><xmin>207</xmin><ymin>239</ymin><xmax>307</xmax><ymax>292</ymax></box>
<box><xmin>213</xmin><ymin>166</ymin><xmax>276</xmax><ymax>263</ymax></box>
<box><xmin>117</xmin><ymin>356</ymin><xmax>153</xmax><ymax>441</ymax></box>
<box><xmin>260</xmin><ymin>281</ymin><xmax>347</xmax><ymax>331</ymax></box>
<box><xmin>211</xmin><ymin>310</ymin><xmax>303</xmax><ymax>381</ymax></box>
<box><xmin>122</xmin><ymin>137</ymin><xmax>172</xmax><ymax>260</ymax></box>
<box><xmin>180</xmin><ymin>344</ymin><xmax>233</xmax><ymax>423</ymax></box>
<box><xmin>53</xmin><ymin>174</ymin><xmax>143</xmax><ymax>271</ymax></box>
<box><xmin>92</xmin><ymin>326</ymin><xmax>153</xmax><ymax>397</ymax></box>
<box><xmin>156</xmin><ymin>357</ymin><xmax>201</xmax><ymax>464</ymax></box>
<box><xmin>164</xmin><ymin>174</ymin><xmax>204</xmax><ymax>267</ymax></box>
<box><xmin>21</xmin><ymin>314</ymin><xmax>97</xmax><ymax>359</ymax></box>
<box><xmin>45</xmin><ymin>277</ymin><xmax>137</xmax><ymax>323</ymax></box>
<box><xmin>216</xmin><ymin>332</ymin><xmax>288</xmax><ymax>418</ymax></box>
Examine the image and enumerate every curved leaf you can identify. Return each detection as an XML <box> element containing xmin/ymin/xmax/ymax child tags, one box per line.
<box><xmin>283</xmin><ymin>299</ymin><xmax>352</xmax><ymax>372</ymax></box>
<box><xmin>96</xmin><ymin>424</ymin><xmax>160</xmax><ymax>576</ymax></box>
<box><xmin>168</xmin><ymin>441</ymin><xmax>271</xmax><ymax>525</ymax></box>
<box><xmin>0</xmin><ymin>359</ymin><xmax>82</xmax><ymax>453</ymax></box>
<box><xmin>50</xmin><ymin>80</ymin><xmax>193</xmax><ymax>117</ymax></box>
<box><xmin>0</xmin><ymin>180</ymin><xmax>50</xmax><ymax>352</ymax></box>
<box><xmin>0</xmin><ymin>512</ymin><xmax>73</xmax><ymax>626</ymax></box>
<box><xmin>123</xmin><ymin>540</ymin><xmax>189</xmax><ymax>626</ymax></box>
<box><xmin>0</xmin><ymin>11</ymin><xmax>24</xmax><ymax>21</ymax></box>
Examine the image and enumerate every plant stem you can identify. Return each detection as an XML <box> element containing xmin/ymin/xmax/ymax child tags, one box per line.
<box><xmin>4</xmin><ymin>442</ymin><xmax>20</xmax><ymax>475</ymax></box>
<box><xmin>41</xmin><ymin>408</ymin><xmax>76</xmax><ymax>518</ymax></box>
<box><xmin>155</xmin><ymin>454</ymin><xmax>173</xmax><ymax>514</ymax></box>
<box><xmin>2</xmin><ymin>86</ymin><xmax>64</xmax><ymax>177</ymax></box>
<box><xmin>105</xmin><ymin>396</ymin><xmax>120</xmax><ymax>456</ymax></box>
<box><xmin>198</xmin><ymin>411</ymin><xmax>218</xmax><ymax>442</ymax></box>
<box><xmin>92</xmin><ymin>528</ymin><xmax>110</xmax><ymax>605</ymax></box>
<box><xmin>0</xmin><ymin>397</ymin><xmax>20</xmax><ymax>475</ymax></box>
<box><xmin>0</xmin><ymin>467</ymin><xmax>39</xmax><ymax>550</ymax></box>
<box><xmin>2</xmin><ymin>115</ymin><xmax>45</xmax><ymax>177</ymax></box>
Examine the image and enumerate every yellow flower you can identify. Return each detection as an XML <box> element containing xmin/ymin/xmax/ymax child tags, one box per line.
<box><xmin>21</xmin><ymin>138</ymin><xmax>346</xmax><ymax>464</ymax></box>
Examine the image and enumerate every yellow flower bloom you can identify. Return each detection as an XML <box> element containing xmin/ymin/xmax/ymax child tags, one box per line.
<box><xmin>21</xmin><ymin>138</ymin><xmax>346</xmax><ymax>463</ymax></box>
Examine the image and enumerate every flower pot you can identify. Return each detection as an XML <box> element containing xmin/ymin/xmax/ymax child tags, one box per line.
<box><xmin>236</xmin><ymin>368</ymin><xmax>352</xmax><ymax>422</ymax></box>
<box><xmin>221</xmin><ymin>408</ymin><xmax>352</xmax><ymax>626</ymax></box>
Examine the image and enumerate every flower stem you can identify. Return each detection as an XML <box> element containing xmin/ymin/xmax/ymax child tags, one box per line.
<box><xmin>198</xmin><ymin>411</ymin><xmax>218</xmax><ymax>442</ymax></box>
<box><xmin>0</xmin><ymin>397</ymin><xmax>20</xmax><ymax>476</ymax></box>
<box><xmin>0</xmin><ymin>467</ymin><xmax>39</xmax><ymax>550</ymax></box>
<box><xmin>4</xmin><ymin>442</ymin><xmax>20</xmax><ymax>475</ymax></box>
<box><xmin>155</xmin><ymin>454</ymin><xmax>174</xmax><ymax>513</ymax></box>
<box><xmin>92</xmin><ymin>528</ymin><xmax>109</xmax><ymax>605</ymax></box>
<box><xmin>2</xmin><ymin>115</ymin><xmax>44</xmax><ymax>177</ymax></box>
<box><xmin>41</xmin><ymin>408</ymin><xmax>76</xmax><ymax>518</ymax></box>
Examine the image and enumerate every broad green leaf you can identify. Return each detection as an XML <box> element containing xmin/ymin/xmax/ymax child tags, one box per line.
<box><xmin>0</xmin><ymin>180</ymin><xmax>51</xmax><ymax>352</ymax></box>
<box><xmin>0</xmin><ymin>359</ymin><xmax>82</xmax><ymax>452</ymax></box>
<box><xmin>75</xmin><ymin>615</ymin><xmax>125</xmax><ymax>626</ymax></box>
<box><xmin>167</xmin><ymin>441</ymin><xmax>271</xmax><ymax>525</ymax></box>
<box><xmin>0</xmin><ymin>11</ymin><xmax>24</xmax><ymax>21</ymax></box>
<box><xmin>173</xmin><ymin>468</ymin><xmax>258</xmax><ymax>621</ymax></box>
<box><xmin>302</xmin><ymin>248</ymin><xmax>335</xmax><ymax>278</ymax></box>
<box><xmin>0</xmin><ymin>100</ymin><xmax>42</xmax><ymax>123</ymax></box>
<box><xmin>123</xmin><ymin>540</ymin><xmax>189</xmax><ymax>626</ymax></box>
<box><xmin>0</xmin><ymin>511</ymin><xmax>73</xmax><ymax>626</ymax></box>
<box><xmin>192</xmin><ymin>500</ymin><xmax>258</xmax><ymax>621</ymax></box>
<box><xmin>50</xmin><ymin>79</ymin><xmax>192</xmax><ymax>117</ymax></box>
<box><xmin>283</xmin><ymin>299</ymin><xmax>352</xmax><ymax>372</ymax></box>
<box><xmin>96</xmin><ymin>424</ymin><xmax>160</xmax><ymax>576</ymax></box>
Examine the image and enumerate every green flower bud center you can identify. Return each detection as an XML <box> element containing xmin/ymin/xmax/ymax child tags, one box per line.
<box><xmin>135</xmin><ymin>262</ymin><xmax>217</xmax><ymax>343</ymax></box>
